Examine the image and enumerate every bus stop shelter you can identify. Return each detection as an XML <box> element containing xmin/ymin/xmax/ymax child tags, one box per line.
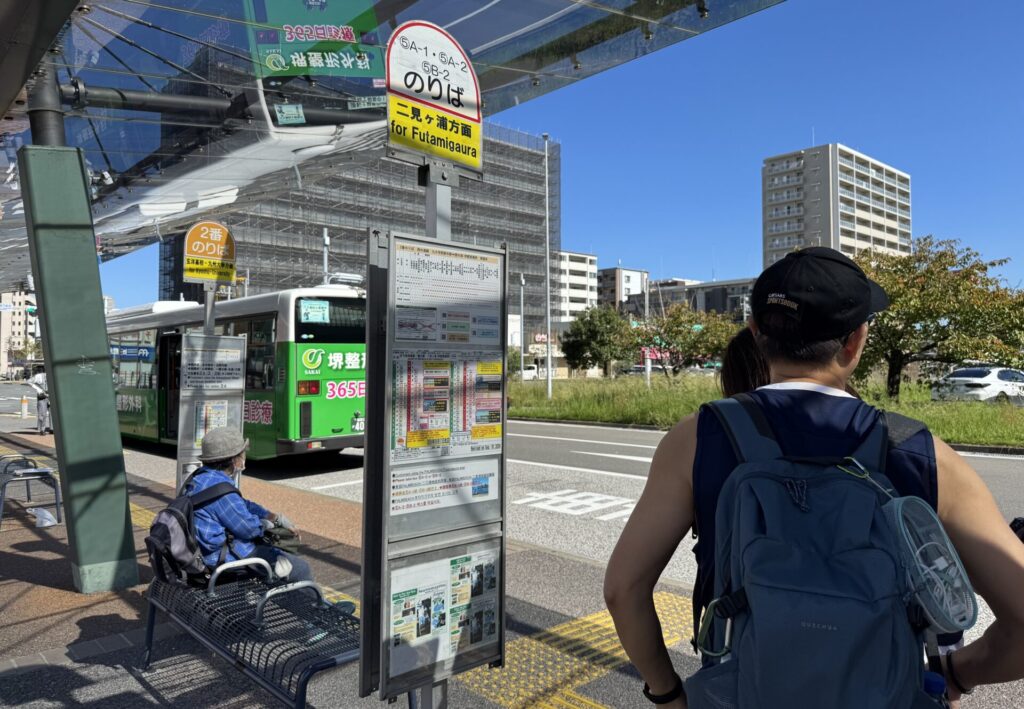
<box><xmin>0</xmin><ymin>0</ymin><xmax>780</xmax><ymax>591</ymax></box>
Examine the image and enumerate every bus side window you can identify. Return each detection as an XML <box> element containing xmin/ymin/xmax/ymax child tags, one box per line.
<box><xmin>110</xmin><ymin>335</ymin><xmax>120</xmax><ymax>387</ymax></box>
<box><xmin>247</xmin><ymin>317</ymin><xmax>275</xmax><ymax>391</ymax></box>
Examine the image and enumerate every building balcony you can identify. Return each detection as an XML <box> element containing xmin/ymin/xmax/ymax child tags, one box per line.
<box><xmin>767</xmin><ymin>222</ymin><xmax>804</xmax><ymax>234</ymax></box>
<box><xmin>768</xmin><ymin>207</ymin><xmax>804</xmax><ymax>218</ymax></box>
<box><xmin>769</xmin><ymin>161</ymin><xmax>803</xmax><ymax>174</ymax></box>
<box><xmin>767</xmin><ymin>192</ymin><xmax>804</xmax><ymax>204</ymax></box>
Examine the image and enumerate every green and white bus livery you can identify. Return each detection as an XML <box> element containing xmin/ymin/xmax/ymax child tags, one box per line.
<box><xmin>105</xmin><ymin>286</ymin><xmax>366</xmax><ymax>459</ymax></box>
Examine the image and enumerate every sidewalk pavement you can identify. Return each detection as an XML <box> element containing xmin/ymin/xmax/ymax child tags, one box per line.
<box><xmin>0</xmin><ymin>428</ymin><xmax>705</xmax><ymax>709</ymax></box>
<box><xmin>0</xmin><ymin>428</ymin><xmax>366</xmax><ymax>706</ymax></box>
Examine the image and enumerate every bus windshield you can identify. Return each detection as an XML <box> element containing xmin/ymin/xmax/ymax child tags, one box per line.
<box><xmin>295</xmin><ymin>297</ymin><xmax>364</xmax><ymax>342</ymax></box>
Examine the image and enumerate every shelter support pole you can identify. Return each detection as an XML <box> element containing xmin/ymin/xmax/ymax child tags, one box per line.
<box><xmin>20</xmin><ymin>59</ymin><xmax>137</xmax><ymax>592</ymax></box>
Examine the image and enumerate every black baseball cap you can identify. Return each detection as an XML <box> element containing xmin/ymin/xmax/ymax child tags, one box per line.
<box><xmin>751</xmin><ymin>247</ymin><xmax>889</xmax><ymax>342</ymax></box>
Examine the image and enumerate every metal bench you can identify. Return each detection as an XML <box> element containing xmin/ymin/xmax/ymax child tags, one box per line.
<box><xmin>0</xmin><ymin>454</ymin><xmax>63</xmax><ymax>531</ymax></box>
<box><xmin>142</xmin><ymin>556</ymin><xmax>361</xmax><ymax>709</ymax></box>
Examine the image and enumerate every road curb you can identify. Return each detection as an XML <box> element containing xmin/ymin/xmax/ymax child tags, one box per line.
<box><xmin>510</xmin><ymin>416</ymin><xmax>663</xmax><ymax>431</ymax></box>
<box><xmin>949</xmin><ymin>444</ymin><xmax>1024</xmax><ymax>456</ymax></box>
<box><xmin>510</xmin><ymin>417</ymin><xmax>1024</xmax><ymax>455</ymax></box>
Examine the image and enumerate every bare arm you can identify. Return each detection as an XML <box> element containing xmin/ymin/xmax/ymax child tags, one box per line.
<box><xmin>934</xmin><ymin>436</ymin><xmax>1024</xmax><ymax>696</ymax></box>
<box><xmin>604</xmin><ymin>415</ymin><xmax>697</xmax><ymax>707</ymax></box>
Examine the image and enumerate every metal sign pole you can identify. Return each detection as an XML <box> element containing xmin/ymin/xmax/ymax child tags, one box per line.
<box><xmin>203</xmin><ymin>284</ymin><xmax>215</xmax><ymax>335</ymax></box>
<box><xmin>422</xmin><ymin>160</ymin><xmax>456</xmax><ymax>243</ymax></box>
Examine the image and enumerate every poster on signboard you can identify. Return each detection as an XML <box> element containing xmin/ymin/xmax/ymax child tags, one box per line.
<box><xmin>193</xmin><ymin>399</ymin><xmax>229</xmax><ymax>446</ymax></box>
<box><xmin>393</xmin><ymin>241</ymin><xmax>501</xmax><ymax>345</ymax></box>
<box><xmin>389</xmin><ymin>558</ymin><xmax>452</xmax><ymax>677</ymax></box>
<box><xmin>390</xmin><ymin>457</ymin><xmax>498</xmax><ymax>516</ymax></box>
<box><xmin>448</xmin><ymin>549</ymin><xmax>500</xmax><ymax>654</ymax></box>
<box><xmin>390</xmin><ymin>351</ymin><xmax>503</xmax><ymax>463</ymax></box>
<box><xmin>388</xmin><ymin>544</ymin><xmax>501</xmax><ymax>680</ymax></box>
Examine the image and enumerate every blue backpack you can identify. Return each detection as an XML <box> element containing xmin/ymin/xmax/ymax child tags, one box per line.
<box><xmin>685</xmin><ymin>395</ymin><xmax>943</xmax><ymax>708</ymax></box>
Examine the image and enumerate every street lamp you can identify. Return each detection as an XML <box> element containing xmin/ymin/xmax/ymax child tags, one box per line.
<box><xmin>542</xmin><ymin>133</ymin><xmax>552</xmax><ymax>399</ymax></box>
<box><xmin>519</xmin><ymin>273</ymin><xmax>526</xmax><ymax>382</ymax></box>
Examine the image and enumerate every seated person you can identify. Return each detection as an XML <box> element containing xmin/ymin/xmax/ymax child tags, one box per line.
<box><xmin>186</xmin><ymin>427</ymin><xmax>310</xmax><ymax>582</ymax></box>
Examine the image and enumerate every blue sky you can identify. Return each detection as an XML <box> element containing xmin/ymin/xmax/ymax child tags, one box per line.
<box><xmin>100</xmin><ymin>0</ymin><xmax>1024</xmax><ymax>307</ymax></box>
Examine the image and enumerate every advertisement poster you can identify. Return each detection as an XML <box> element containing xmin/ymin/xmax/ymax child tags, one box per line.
<box><xmin>390</xmin><ymin>559</ymin><xmax>451</xmax><ymax>677</ymax></box>
<box><xmin>391</xmin><ymin>351</ymin><xmax>503</xmax><ymax>463</ymax></box>
<box><xmin>390</xmin><ymin>457</ymin><xmax>498</xmax><ymax>516</ymax></box>
<box><xmin>393</xmin><ymin>242</ymin><xmax>501</xmax><ymax>346</ymax></box>
<box><xmin>193</xmin><ymin>399</ymin><xmax>229</xmax><ymax>446</ymax></box>
<box><xmin>389</xmin><ymin>547</ymin><xmax>500</xmax><ymax>679</ymax></box>
<box><xmin>449</xmin><ymin>550</ymin><xmax>500</xmax><ymax>654</ymax></box>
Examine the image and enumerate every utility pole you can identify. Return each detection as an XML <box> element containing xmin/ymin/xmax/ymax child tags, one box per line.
<box><xmin>644</xmin><ymin>284</ymin><xmax>651</xmax><ymax>388</ymax></box>
<box><xmin>542</xmin><ymin>134</ymin><xmax>552</xmax><ymax>399</ymax></box>
<box><xmin>519</xmin><ymin>273</ymin><xmax>525</xmax><ymax>382</ymax></box>
<box><xmin>323</xmin><ymin>227</ymin><xmax>330</xmax><ymax>285</ymax></box>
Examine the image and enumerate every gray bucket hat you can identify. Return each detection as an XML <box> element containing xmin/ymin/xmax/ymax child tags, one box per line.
<box><xmin>199</xmin><ymin>427</ymin><xmax>249</xmax><ymax>462</ymax></box>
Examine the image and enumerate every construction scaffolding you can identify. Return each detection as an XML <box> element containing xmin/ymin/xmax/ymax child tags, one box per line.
<box><xmin>159</xmin><ymin>123</ymin><xmax>561</xmax><ymax>339</ymax></box>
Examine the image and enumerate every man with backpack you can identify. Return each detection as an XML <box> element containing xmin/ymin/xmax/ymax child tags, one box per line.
<box><xmin>185</xmin><ymin>427</ymin><xmax>311</xmax><ymax>582</ymax></box>
<box><xmin>605</xmin><ymin>247</ymin><xmax>1024</xmax><ymax>707</ymax></box>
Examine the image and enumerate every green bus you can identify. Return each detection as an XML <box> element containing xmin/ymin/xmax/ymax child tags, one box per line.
<box><xmin>106</xmin><ymin>286</ymin><xmax>366</xmax><ymax>459</ymax></box>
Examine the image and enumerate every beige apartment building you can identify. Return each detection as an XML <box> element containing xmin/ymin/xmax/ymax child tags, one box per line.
<box><xmin>554</xmin><ymin>251</ymin><xmax>598</xmax><ymax>322</ymax></box>
<box><xmin>763</xmin><ymin>143</ymin><xmax>912</xmax><ymax>267</ymax></box>
<box><xmin>0</xmin><ymin>290</ymin><xmax>37</xmax><ymax>375</ymax></box>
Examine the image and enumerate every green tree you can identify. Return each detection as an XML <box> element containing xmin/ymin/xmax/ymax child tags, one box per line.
<box><xmin>507</xmin><ymin>346</ymin><xmax>522</xmax><ymax>377</ymax></box>
<box><xmin>560</xmin><ymin>306</ymin><xmax>633</xmax><ymax>375</ymax></box>
<box><xmin>9</xmin><ymin>339</ymin><xmax>43</xmax><ymax>363</ymax></box>
<box><xmin>856</xmin><ymin>237</ymin><xmax>1024</xmax><ymax>398</ymax></box>
<box><xmin>638</xmin><ymin>304</ymin><xmax>738</xmax><ymax>376</ymax></box>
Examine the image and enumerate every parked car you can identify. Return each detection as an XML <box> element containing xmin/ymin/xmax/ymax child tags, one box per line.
<box><xmin>521</xmin><ymin>364</ymin><xmax>539</xmax><ymax>381</ymax></box>
<box><xmin>931</xmin><ymin>366</ymin><xmax>1024</xmax><ymax>403</ymax></box>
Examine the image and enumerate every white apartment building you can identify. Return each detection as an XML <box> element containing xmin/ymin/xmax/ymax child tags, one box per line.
<box><xmin>763</xmin><ymin>143</ymin><xmax>912</xmax><ymax>267</ymax></box>
<box><xmin>555</xmin><ymin>250</ymin><xmax>598</xmax><ymax>322</ymax></box>
<box><xmin>0</xmin><ymin>290</ymin><xmax>37</xmax><ymax>375</ymax></box>
<box><xmin>597</xmin><ymin>266</ymin><xmax>648</xmax><ymax>311</ymax></box>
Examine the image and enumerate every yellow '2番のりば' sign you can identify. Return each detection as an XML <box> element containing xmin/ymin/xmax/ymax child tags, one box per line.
<box><xmin>183</xmin><ymin>221</ymin><xmax>236</xmax><ymax>285</ymax></box>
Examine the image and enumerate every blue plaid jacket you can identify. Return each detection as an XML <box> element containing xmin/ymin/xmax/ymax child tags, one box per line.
<box><xmin>185</xmin><ymin>467</ymin><xmax>270</xmax><ymax>568</ymax></box>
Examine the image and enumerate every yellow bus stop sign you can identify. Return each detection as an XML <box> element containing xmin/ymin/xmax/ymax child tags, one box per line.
<box><xmin>183</xmin><ymin>221</ymin><xmax>236</xmax><ymax>285</ymax></box>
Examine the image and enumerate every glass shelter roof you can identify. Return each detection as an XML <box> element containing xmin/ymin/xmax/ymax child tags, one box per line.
<box><xmin>0</xmin><ymin>0</ymin><xmax>781</xmax><ymax>289</ymax></box>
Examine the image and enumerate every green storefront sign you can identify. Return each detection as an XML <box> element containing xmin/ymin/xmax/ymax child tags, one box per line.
<box><xmin>245</xmin><ymin>0</ymin><xmax>383</xmax><ymax>80</ymax></box>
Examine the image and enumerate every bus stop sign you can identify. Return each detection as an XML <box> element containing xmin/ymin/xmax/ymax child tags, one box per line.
<box><xmin>183</xmin><ymin>221</ymin><xmax>237</xmax><ymax>285</ymax></box>
<box><xmin>386</xmin><ymin>21</ymin><xmax>482</xmax><ymax>171</ymax></box>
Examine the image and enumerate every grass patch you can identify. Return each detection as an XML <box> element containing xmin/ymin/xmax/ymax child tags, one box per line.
<box><xmin>508</xmin><ymin>377</ymin><xmax>1024</xmax><ymax>447</ymax></box>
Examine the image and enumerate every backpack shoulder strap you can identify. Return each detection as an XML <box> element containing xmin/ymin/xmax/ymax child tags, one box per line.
<box><xmin>189</xmin><ymin>481</ymin><xmax>239</xmax><ymax>508</ymax></box>
<box><xmin>848</xmin><ymin>412</ymin><xmax>890</xmax><ymax>473</ymax></box>
<box><xmin>884</xmin><ymin>411</ymin><xmax>927</xmax><ymax>448</ymax></box>
<box><xmin>705</xmin><ymin>393</ymin><xmax>782</xmax><ymax>463</ymax></box>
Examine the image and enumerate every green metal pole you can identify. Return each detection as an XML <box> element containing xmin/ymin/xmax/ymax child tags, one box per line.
<box><xmin>18</xmin><ymin>143</ymin><xmax>138</xmax><ymax>592</ymax></box>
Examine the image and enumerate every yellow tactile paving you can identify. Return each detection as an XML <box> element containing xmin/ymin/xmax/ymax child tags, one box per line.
<box><xmin>130</xmin><ymin>501</ymin><xmax>157</xmax><ymax>529</ymax></box>
<box><xmin>457</xmin><ymin>591</ymin><xmax>692</xmax><ymax>708</ymax></box>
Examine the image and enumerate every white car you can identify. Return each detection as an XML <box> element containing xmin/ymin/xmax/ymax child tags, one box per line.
<box><xmin>931</xmin><ymin>366</ymin><xmax>1024</xmax><ymax>403</ymax></box>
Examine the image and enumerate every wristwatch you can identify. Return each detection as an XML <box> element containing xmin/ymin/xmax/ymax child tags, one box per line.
<box><xmin>946</xmin><ymin>651</ymin><xmax>974</xmax><ymax>695</ymax></box>
<box><xmin>643</xmin><ymin>674</ymin><xmax>684</xmax><ymax>704</ymax></box>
